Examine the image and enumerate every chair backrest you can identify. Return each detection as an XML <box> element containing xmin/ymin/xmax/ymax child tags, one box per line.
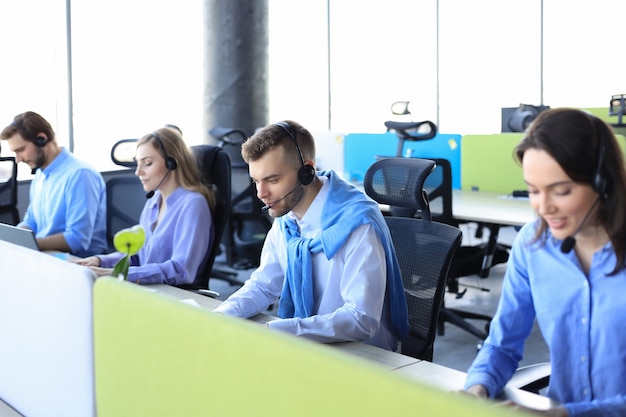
<box><xmin>0</xmin><ymin>157</ymin><xmax>19</xmax><ymax>225</ymax></box>
<box><xmin>386</xmin><ymin>217</ymin><xmax>462</xmax><ymax>360</ymax></box>
<box><xmin>210</xmin><ymin>127</ymin><xmax>271</xmax><ymax>268</ymax></box>
<box><xmin>424</xmin><ymin>158</ymin><xmax>454</xmax><ymax>224</ymax></box>
<box><xmin>105</xmin><ymin>174</ymin><xmax>145</xmax><ymax>251</ymax></box>
<box><xmin>364</xmin><ymin>157</ymin><xmax>435</xmax><ymax>220</ymax></box>
<box><xmin>186</xmin><ymin>144</ymin><xmax>231</xmax><ymax>289</ymax></box>
<box><xmin>364</xmin><ymin>157</ymin><xmax>462</xmax><ymax>360</ymax></box>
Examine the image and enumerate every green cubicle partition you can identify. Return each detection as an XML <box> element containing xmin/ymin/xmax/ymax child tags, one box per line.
<box><xmin>460</xmin><ymin>133</ymin><xmax>525</xmax><ymax>194</ymax></box>
<box><xmin>461</xmin><ymin>131</ymin><xmax>626</xmax><ymax>194</ymax></box>
<box><xmin>93</xmin><ymin>279</ymin><xmax>523</xmax><ymax>417</ymax></box>
<box><xmin>583</xmin><ymin>108</ymin><xmax>626</xmax><ymax>137</ymax></box>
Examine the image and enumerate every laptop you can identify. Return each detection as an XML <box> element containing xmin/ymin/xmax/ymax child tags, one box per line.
<box><xmin>0</xmin><ymin>223</ymin><xmax>41</xmax><ymax>251</ymax></box>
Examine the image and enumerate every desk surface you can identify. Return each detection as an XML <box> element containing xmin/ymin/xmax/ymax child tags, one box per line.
<box><xmin>452</xmin><ymin>189</ymin><xmax>536</xmax><ymax>227</ymax></box>
<box><xmin>152</xmin><ymin>284</ymin><xmax>557</xmax><ymax>411</ymax></box>
<box><xmin>372</xmin><ymin>187</ymin><xmax>536</xmax><ymax>228</ymax></box>
<box><xmin>0</xmin><ymin>400</ymin><xmax>22</xmax><ymax>417</ymax></box>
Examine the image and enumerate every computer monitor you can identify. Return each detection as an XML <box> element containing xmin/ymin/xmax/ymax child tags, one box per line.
<box><xmin>609</xmin><ymin>94</ymin><xmax>626</xmax><ymax>127</ymax></box>
<box><xmin>501</xmin><ymin>104</ymin><xmax>550</xmax><ymax>133</ymax></box>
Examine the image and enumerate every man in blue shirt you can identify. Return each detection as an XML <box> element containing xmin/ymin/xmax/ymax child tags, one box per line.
<box><xmin>0</xmin><ymin>111</ymin><xmax>107</xmax><ymax>257</ymax></box>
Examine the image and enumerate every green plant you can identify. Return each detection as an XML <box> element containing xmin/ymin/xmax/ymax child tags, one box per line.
<box><xmin>111</xmin><ymin>225</ymin><xmax>146</xmax><ymax>280</ymax></box>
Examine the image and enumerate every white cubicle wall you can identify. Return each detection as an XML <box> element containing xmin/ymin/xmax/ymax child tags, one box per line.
<box><xmin>0</xmin><ymin>242</ymin><xmax>96</xmax><ymax>417</ymax></box>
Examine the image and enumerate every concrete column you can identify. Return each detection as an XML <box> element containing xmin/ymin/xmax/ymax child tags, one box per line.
<box><xmin>204</xmin><ymin>0</ymin><xmax>268</xmax><ymax>142</ymax></box>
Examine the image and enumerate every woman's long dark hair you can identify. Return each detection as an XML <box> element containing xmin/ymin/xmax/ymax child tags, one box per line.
<box><xmin>514</xmin><ymin>108</ymin><xmax>626</xmax><ymax>274</ymax></box>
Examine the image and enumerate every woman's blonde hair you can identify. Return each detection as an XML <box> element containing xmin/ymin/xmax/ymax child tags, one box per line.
<box><xmin>138</xmin><ymin>127</ymin><xmax>216</xmax><ymax>212</ymax></box>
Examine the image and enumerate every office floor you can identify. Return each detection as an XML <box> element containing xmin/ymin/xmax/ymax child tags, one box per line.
<box><xmin>208</xmin><ymin>224</ymin><xmax>550</xmax><ymax>374</ymax></box>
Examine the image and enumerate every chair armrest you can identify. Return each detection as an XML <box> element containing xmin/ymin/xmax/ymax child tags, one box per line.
<box><xmin>507</xmin><ymin>362</ymin><xmax>551</xmax><ymax>394</ymax></box>
<box><xmin>196</xmin><ymin>289</ymin><xmax>220</xmax><ymax>298</ymax></box>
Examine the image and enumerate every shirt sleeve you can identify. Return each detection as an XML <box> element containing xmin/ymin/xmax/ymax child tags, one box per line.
<box><xmin>566</xmin><ymin>396</ymin><xmax>626</xmax><ymax>417</ymax></box>
<box><xmin>62</xmin><ymin>169</ymin><xmax>105</xmax><ymax>254</ymax></box>
<box><xmin>464</xmin><ymin>230</ymin><xmax>535</xmax><ymax>397</ymax></box>
<box><xmin>18</xmin><ymin>175</ymin><xmax>39</xmax><ymax>231</ymax></box>
<box><xmin>213</xmin><ymin>220</ymin><xmax>284</xmax><ymax>316</ymax></box>
<box><xmin>98</xmin><ymin>251</ymin><xmax>126</xmax><ymax>268</ymax></box>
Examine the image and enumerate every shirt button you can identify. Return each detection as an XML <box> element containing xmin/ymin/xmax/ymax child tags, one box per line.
<box><xmin>580</xmin><ymin>356</ymin><xmax>587</xmax><ymax>362</ymax></box>
<box><xmin>581</xmin><ymin>317</ymin><xmax>588</xmax><ymax>324</ymax></box>
<box><xmin>583</xmin><ymin>388</ymin><xmax>590</xmax><ymax>396</ymax></box>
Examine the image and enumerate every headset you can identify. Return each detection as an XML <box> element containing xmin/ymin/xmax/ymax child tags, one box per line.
<box><xmin>275</xmin><ymin>121</ymin><xmax>315</xmax><ymax>185</ymax></box>
<box><xmin>11</xmin><ymin>120</ymin><xmax>48</xmax><ymax>147</ymax></box>
<box><xmin>150</xmin><ymin>131</ymin><xmax>178</xmax><ymax>171</ymax></box>
<box><xmin>590</xmin><ymin>115</ymin><xmax>607</xmax><ymax>196</ymax></box>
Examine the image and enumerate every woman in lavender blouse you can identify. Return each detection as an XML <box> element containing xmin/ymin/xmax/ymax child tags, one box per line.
<box><xmin>75</xmin><ymin>126</ymin><xmax>215</xmax><ymax>285</ymax></box>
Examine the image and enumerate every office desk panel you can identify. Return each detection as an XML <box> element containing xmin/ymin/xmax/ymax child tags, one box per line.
<box><xmin>94</xmin><ymin>279</ymin><xmax>544</xmax><ymax>416</ymax></box>
<box><xmin>0</xmin><ymin>241</ymin><xmax>96</xmax><ymax>417</ymax></box>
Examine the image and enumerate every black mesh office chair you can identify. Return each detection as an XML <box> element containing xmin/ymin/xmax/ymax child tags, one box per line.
<box><xmin>0</xmin><ymin>157</ymin><xmax>19</xmax><ymax>225</ymax></box>
<box><xmin>105</xmin><ymin>176</ymin><xmax>145</xmax><ymax>252</ymax></box>
<box><xmin>421</xmin><ymin>159</ymin><xmax>509</xmax><ymax>341</ymax></box>
<box><xmin>210</xmin><ymin>127</ymin><xmax>272</xmax><ymax>273</ymax></box>
<box><xmin>177</xmin><ymin>144</ymin><xmax>232</xmax><ymax>295</ymax></box>
<box><xmin>364</xmin><ymin>157</ymin><xmax>462</xmax><ymax>361</ymax></box>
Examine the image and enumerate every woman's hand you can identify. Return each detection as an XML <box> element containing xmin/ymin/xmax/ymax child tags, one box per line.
<box><xmin>87</xmin><ymin>266</ymin><xmax>114</xmax><ymax>277</ymax></box>
<box><xmin>71</xmin><ymin>256</ymin><xmax>101</xmax><ymax>267</ymax></box>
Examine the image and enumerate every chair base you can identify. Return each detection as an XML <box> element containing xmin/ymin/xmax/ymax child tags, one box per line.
<box><xmin>438</xmin><ymin>307</ymin><xmax>490</xmax><ymax>340</ymax></box>
<box><xmin>210</xmin><ymin>267</ymin><xmax>244</xmax><ymax>287</ymax></box>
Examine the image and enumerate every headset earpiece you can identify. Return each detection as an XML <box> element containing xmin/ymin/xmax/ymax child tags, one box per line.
<box><xmin>151</xmin><ymin>131</ymin><xmax>177</xmax><ymax>171</ymax></box>
<box><xmin>590</xmin><ymin>116</ymin><xmax>607</xmax><ymax>196</ymax></box>
<box><xmin>165</xmin><ymin>156</ymin><xmax>178</xmax><ymax>171</ymax></box>
<box><xmin>275</xmin><ymin>121</ymin><xmax>315</xmax><ymax>186</ymax></box>
<box><xmin>299</xmin><ymin>164</ymin><xmax>315</xmax><ymax>186</ymax></box>
<box><xmin>34</xmin><ymin>135</ymin><xmax>48</xmax><ymax>147</ymax></box>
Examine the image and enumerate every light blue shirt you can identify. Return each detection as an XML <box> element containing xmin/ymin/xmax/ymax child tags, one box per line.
<box><xmin>215</xmin><ymin>173</ymin><xmax>401</xmax><ymax>351</ymax></box>
<box><xmin>465</xmin><ymin>219</ymin><xmax>626</xmax><ymax>417</ymax></box>
<box><xmin>99</xmin><ymin>187</ymin><xmax>213</xmax><ymax>285</ymax></box>
<box><xmin>19</xmin><ymin>148</ymin><xmax>107</xmax><ymax>257</ymax></box>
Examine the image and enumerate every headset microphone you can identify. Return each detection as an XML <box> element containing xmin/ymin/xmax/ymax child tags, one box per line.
<box><xmin>561</xmin><ymin>197</ymin><xmax>601</xmax><ymax>254</ymax></box>
<box><xmin>261</xmin><ymin>184</ymin><xmax>301</xmax><ymax>212</ymax></box>
<box><xmin>146</xmin><ymin>170</ymin><xmax>171</xmax><ymax>199</ymax></box>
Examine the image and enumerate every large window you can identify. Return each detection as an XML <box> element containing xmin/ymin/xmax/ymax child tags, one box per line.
<box><xmin>1</xmin><ymin>0</ymin><xmax>625</xmax><ymax>178</ymax></box>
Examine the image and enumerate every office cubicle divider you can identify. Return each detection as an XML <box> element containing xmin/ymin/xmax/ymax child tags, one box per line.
<box><xmin>461</xmin><ymin>132</ymin><xmax>626</xmax><ymax>194</ymax></box>
<box><xmin>93</xmin><ymin>278</ymin><xmax>517</xmax><ymax>417</ymax></box>
<box><xmin>343</xmin><ymin>132</ymin><xmax>462</xmax><ymax>188</ymax></box>
<box><xmin>0</xmin><ymin>241</ymin><xmax>96</xmax><ymax>417</ymax></box>
<box><xmin>460</xmin><ymin>133</ymin><xmax>526</xmax><ymax>194</ymax></box>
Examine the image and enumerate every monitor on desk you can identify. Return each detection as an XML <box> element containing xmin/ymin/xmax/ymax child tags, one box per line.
<box><xmin>0</xmin><ymin>223</ymin><xmax>40</xmax><ymax>251</ymax></box>
<box><xmin>502</xmin><ymin>104</ymin><xmax>549</xmax><ymax>133</ymax></box>
<box><xmin>609</xmin><ymin>94</ymin><xmax>626</xmax><ymax>126</ymax></box>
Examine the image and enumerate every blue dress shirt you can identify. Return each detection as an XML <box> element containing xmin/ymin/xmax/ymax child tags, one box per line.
<box><xmin>99</xmin><ymin>187</ymin><xmax>213</xmax><ymax>285</ymax></box>
<box><xmin>465</xmin><ymin>219</ymin><xmax>626</xmax><ymax>416</ymax></box>
<box><xmin>19</xmin><ymin>148</ymin><xmax>107</xmax><ymax>257</ymax></box>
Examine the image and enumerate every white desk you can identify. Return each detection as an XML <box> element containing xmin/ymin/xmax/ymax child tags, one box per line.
<box><xmin>394</xmin><ymin>360</ymin><xmax>558</xmax><ymax>411</ymax></box>
<box><xmin>452</xmin><ymin>189</ymin><xmax>535</xmax><ymax>227</ymax></box>
<box><xmin>0</xmin><ymin>400</ymin><xmax>22</xmax><ymax>417</ymax></box>
<box><xmin>450</xmin><ymin>189</ymin><xmax>535</xmax><ymax>278</ymax></box>
<box><xmin>152</xmin><ymin>284</ymin><xmax>557</xmax><ymax>411</ymax></box>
